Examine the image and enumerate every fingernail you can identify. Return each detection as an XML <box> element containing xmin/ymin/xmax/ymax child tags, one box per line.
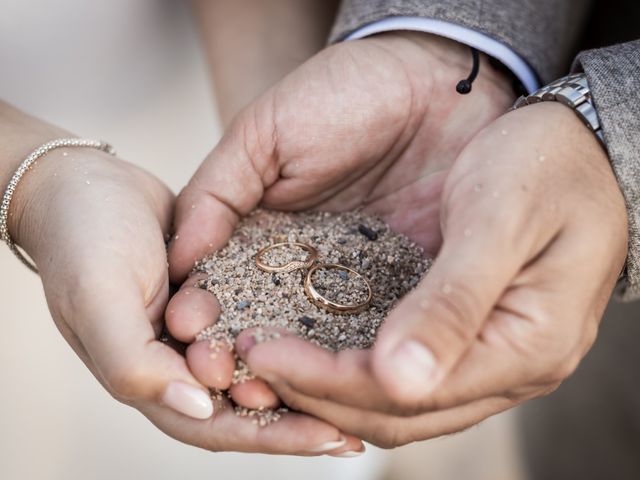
<box><xmin>162</xmin><ymin>381</ymin><xmax>213</xmax><ymax>419</ymax></box>
<box><xmin>389</xmin><ymin>340</ymin><xmax>440</xmax><ymax>395</ymax></box>
<box><xmin>307</xmin><ymin>437</ymin><xmax>347</xmax><ymax>453</ymax></box>
<box><xmin>333</xmin><ymin>449</ymin><xmax>365</xmax><ymax>458</ymax></box>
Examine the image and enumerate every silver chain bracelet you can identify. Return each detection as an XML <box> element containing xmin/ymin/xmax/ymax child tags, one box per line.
<box><xmin>0</xmin><ymin>138</ymin><xmax>115</xmax><ymax>273</ymax></box>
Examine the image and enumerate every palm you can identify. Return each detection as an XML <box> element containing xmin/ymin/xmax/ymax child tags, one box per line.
<box><xmin>169</xmin><ymin>33</ymin><xmax>513</xmax><ymax>280</ymax></box>
<box><xmin>246</xmin><ymin>33</ymin><xmax>514</xmax><ymax>254</ymax></box>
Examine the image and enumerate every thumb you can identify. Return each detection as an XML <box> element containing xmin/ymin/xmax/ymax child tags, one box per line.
<box><xmin>65</xmin><ymin>269</ymin><xmax>214</xmax><ymax>420</ymax></box>
<box><xmin>168</xmin><ymin>105</ymin><xmax>279</xmax><ymax>283</ymax></box>
<box><xmin>372</xmin><ymin>195</ymin><xmax>531</xmax><ymax>406</ymax></box>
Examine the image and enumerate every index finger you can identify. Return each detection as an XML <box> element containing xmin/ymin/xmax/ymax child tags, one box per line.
<box><xmin>168</xmin><ymin>103</ymin><xmax>278</xmax><ymax>283</ymax></box>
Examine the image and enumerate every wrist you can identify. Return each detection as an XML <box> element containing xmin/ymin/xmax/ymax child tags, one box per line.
<box><xmin>0</xmin><ymin>104</ymin><xmax>72</xmax><ymax>248</ymax></box>
<box><xmin>361</xmin><ymin>31</ymin><xmax>516</xmax><ymax>104</ymax></box>
<box><xmin>524</xmin><ymin>102</ymin><xmax>606</xmax><ymax>156</ymax></box>
<box><xmin>9</xmin><ymin>146</ymin><xmax>172</xmax><ymax>266</ymax></box>
<box><xmin>513</xmin><ymin>73</ymin><xmax>604</xmax><ymax>149</ymax></box>
<box><xmin>7</xmin><ymin>147</ymin><xmax>122</xmax><ymax>261</ymax></box>
<box><xmin>0</xmin><ymin>103</ymin><xmax>70</xmax><ymax>181</ymax></box>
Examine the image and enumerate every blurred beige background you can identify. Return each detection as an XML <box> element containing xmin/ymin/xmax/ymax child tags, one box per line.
<box><xmin>0</xmin><ymin>1</ymin><xmax>526</xmax><ymax>479</ymax></box>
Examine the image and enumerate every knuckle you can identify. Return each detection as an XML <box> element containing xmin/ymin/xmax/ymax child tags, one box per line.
<box><xmin>540</xmin><ymin>381</ymin><xmax>563</xmax><ymax>397</ymax></box>
<box><xmin>360</xmin><ymin>418</ymin><xmax>420</xmax><ymax>449</ymax></box>
<box><xmin>372</xmin><ymin>438</ymin><xmax>397</xmax><ymax>450</ymax></box>
<box><xmin>105</xmin><ymin>363</ymin><xmax>148</xmax><ymax>403</ymax></box>
<box><xmin>241</xmin><ymin>113</ymin><xmax>275</xmax><ymax>167</ymax></box>
<box><xmin>554</xmin><ymin>354</ymin><xmax>582</xmax><ymax>383</ymax></box>
<box><xmin>231</xmin><ymin>103</ymin><xmax>278</xmax><ymax>180</ymax></box>
<box><xmin>369</xmin><ymin>428</ymin><xmax>405</xmax><ymax>450</ymax></box>
<box><xmin>515</xmin><ymin>314</ymin><xmax>580</xmax><ymax>384</ymax></box>
<box><xmin>531</xmin><ymin>319</ymin><xmax>593</xmax><ymax>385</ymax></box>
<box><xmin>544</xmin><ymin>350</ymin><xmax>581</xmax><ymax>384</ymax></box>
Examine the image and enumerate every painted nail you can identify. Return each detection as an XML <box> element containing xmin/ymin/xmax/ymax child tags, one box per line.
<box><xmin>388</xmin><ymin>340</ymin><xmax>440</xmax><ymax>395</ymax></box>
<box><xmin>307</xmin><ymin>437</ymin><xmax>347</xmax><ymax>453</ymax></box>
<box><xmin>162</xmin><ymin>381</ymin><xmax>213</xmax><ymax>419</ymax></box>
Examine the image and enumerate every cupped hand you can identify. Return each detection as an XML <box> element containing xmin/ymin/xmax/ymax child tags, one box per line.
<box><xmin>7</xmin><ymin>130</ymin><xmax>358</xmax><ymax>455</ymax></box>
<box><xmin>231</xmin><ymin>102</ymin><xmax>628</xmax><ymax>447</ymax></box>
<box><xmin>165</xmin><ymin>32</ymin><xmax>515</xmax><ymax>407</ymax></box>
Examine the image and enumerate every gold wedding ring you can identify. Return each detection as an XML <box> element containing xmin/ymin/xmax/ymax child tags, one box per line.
<box><xmin>255</xmin><ymin>242</ymin><xmax>318</xmax><ymax>273</ymax></box>
<box><xmin>304</xmin><ymin>263</ymin><xmax>372</xmax><ymax>315</ymax></box>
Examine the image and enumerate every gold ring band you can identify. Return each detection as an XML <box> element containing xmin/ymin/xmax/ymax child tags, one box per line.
<box><xmin>303</xmin><ymin>263</ymin><xmax>372</xmax><ymax>315</ymax></box>
<box><xmin>255</xmin><ymin>242</ymin><xmax>318</xmax><ymax>273</ymax></box>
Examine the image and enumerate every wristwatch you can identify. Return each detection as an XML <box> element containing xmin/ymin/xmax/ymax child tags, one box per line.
<box><xmin>512</xmin><ymin>73</ymin><xmax>604</xmax><ymax>147</ymax></box>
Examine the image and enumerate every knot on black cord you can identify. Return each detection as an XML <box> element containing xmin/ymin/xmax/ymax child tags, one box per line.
<box><xmin>456</xmin><ymin>79</ymin><xmax>472</xmax><ymax>94</ymax></box>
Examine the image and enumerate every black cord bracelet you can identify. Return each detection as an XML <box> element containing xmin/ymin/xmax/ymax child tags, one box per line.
<box><xmin>455</xmin><ymin>46</ymin><xmax>528</xmax><ymax>96</ymax></box>
<box><xmin>456</xmin><ymin>47</ymin><xmax>480</xmax><ymax>94</ymax></box>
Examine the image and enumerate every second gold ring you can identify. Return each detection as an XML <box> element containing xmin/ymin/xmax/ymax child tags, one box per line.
<box><xmin>304</xmin><ymin>263</ymin><xmax>372</xmax><ymax>315</ymax></box>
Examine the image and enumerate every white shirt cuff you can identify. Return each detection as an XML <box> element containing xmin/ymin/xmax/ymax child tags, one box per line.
<box><xmin>345</xmin><ymin>16</ymin><xmax>539</xmax><ymax>94</ymax></box>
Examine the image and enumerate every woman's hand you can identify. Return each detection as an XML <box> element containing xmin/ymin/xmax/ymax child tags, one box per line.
<box><xmin>2</xmin><ymin>106</ymin><xmax>360</xmax><ymax>455</ymax></box>
<box><xmin>165</xmin><ymin>32</ymin><xmax>514</xmax><ymax>410</ymax></box>
<box><xmin>231</xmin><ymin>102</ymin><xmax>628</xmax><ymax>447</ymax></box>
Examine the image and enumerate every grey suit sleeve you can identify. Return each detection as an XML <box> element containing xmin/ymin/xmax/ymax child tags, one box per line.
<box><xmin>574</xmin><ymin>41</ymin><xmax>640</xmax><ymax>300</ymax></box>
<box><xmin>330</xmin><ymin>0</ymin><xmax>592</xmax><ymax>82</ymax></box>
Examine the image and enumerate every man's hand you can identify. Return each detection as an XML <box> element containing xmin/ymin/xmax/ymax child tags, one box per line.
<box><xmin>6</xmin><ymin>123</ymin><xmax>358</xmax><ymax>455</ymax></box>
<box><xmin>231</xmin><ymin>102</ymin><xmax>628</xmax><ymax>447</ymax></box>
<box><xmin>166</xmin><ymin>32</ymin><xmax>515</xmax><ymax>409</ymax></box>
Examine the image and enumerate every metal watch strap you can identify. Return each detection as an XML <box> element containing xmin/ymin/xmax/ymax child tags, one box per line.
<box><xmin>512</xmin><ymin>73</ymin><xmax>604</xmax><ymax>146</ymax></box>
